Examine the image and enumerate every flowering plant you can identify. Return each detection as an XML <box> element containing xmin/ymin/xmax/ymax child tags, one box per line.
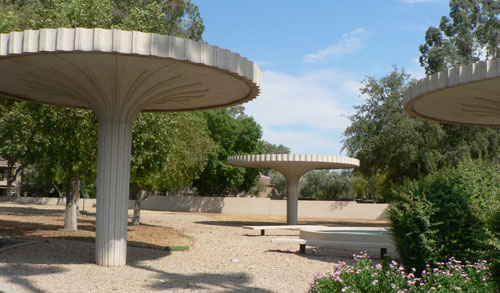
<box><xmin>309</xmin><ymin>252</ymin><xmax>495</xmax><ymax>292</ymax></box>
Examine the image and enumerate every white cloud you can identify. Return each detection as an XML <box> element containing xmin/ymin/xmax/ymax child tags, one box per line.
<box><xmin>246</xmin><ymin>70</ymin><xmax>356</xmax><ymax>131</ymax></box>
<box><xmin>244</xmin><ymin>69</ymin><xmax>363</xmax><ymax>155</ymax></box>
<box><xmin>303</xmin><ymin>28</ymin><xmax>370</xmax><ymax>63</ymax></box>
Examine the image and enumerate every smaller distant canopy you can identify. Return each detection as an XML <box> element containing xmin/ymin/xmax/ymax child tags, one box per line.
<box><xmin>227</xmin><ymin>154</ymin><xmax>359</xmax><ymax>178</ymax></box>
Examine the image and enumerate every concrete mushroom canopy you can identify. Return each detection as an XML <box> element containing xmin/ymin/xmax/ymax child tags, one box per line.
<box><xmin>0</xmin><ymin>28</ymin><xmax>261</xmax><ymax>266</ymax></box>
<box><xmin>227</xmin><ymin>154</ymin><xmax>359</xmax><ymax>224</ymax></box>
<box><xmin>404</xmin><ymin>59</ymin><xmax>500</xmax><ymax>126</ymax></box>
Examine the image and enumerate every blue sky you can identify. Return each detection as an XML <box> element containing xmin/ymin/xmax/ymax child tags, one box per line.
<box><xmin>196</xmin><ymin>0</ymin><xmax>450</xmax><ymax>155</ymax></box>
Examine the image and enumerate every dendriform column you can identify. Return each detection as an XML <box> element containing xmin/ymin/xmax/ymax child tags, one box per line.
<box><xmin>286</xmin><ymin>175</ymin><xmax>301</xmax><ymax>225</ymax></box>
<box><xmin>95</xmin><ymin>115</ymin><xmax>135</xmax><ymax>266</ymax></box>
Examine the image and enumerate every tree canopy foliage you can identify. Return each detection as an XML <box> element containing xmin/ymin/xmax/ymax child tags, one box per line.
<box><xmin>130</xmin><ymin>112</ymin><xmax>213</xmax><ymax>193</ymax></box>
<box><xmin>0</xmin><ymin>0</ymin><xmax>204</xmax><ymax>40</ymax></box>
<box><xmin>419</xmin><ymin>0</ymin><xmax>500</xmax><ymax>75</ymax></box>
<box><xmin>192</xmin><ymin>109</ymin><xmax>263</xmax><ymax>196</ymax></box>
<box><xmin>343</xmin><ymin>67</ymin><xmax>500</xmax><ymax>193</ymax></box>
<box><xmin>299</xmin><ymin>170</ymin><xmax>352</xmax><ymax>200</ymax></box>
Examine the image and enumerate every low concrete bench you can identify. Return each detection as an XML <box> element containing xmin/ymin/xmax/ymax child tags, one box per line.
<box><xmin>242</xmin><ymin>225</ymin><xmax>324</xmax><ymax>236</ymax></box>
<box><xmin>271</xmin><ymin>237</ymin><xmax>395</xmax><ymax>259</ymax></box>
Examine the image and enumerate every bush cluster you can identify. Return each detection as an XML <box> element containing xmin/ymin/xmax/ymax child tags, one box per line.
<box><xmin>308</xmin><ymin>252</ymin><xmax>494</xmax><ymax>292</ymax></box>
<box><xmin>388</xmin><ymin>160</ymin><xmax>500</xmax><ymax>282</ymax></box>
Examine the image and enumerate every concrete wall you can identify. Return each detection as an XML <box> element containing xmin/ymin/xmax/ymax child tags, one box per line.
<box><xmin>0</xmin><ymin>196</ymin><xmax>389</xmax><ymax>220</ymax></box>
<box><xmin>6</xmin><ymin>196</ymin><xmax>97</xmax><ymax>207</ymax></box>
<box><xmin>130</xmin><ymin>196</ymin><xmax>389</xmax><ymax>220</ymax></box>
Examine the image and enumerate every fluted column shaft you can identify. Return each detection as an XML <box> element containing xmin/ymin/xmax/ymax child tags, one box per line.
<box><xmin>286</xmin><ymin>176</ymin><xmax>300</xmax><ymax>225</ymax></box>
<box><xmin>95</xmin><ymin>119</ymin><xmax>133</xmax><ymax>267</ymax></box>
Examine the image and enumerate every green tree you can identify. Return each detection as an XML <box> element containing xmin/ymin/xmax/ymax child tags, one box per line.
<box><xmin>31</xmin><ymin>106</ymin><xmax>98</xmax><ymax>230</ymax></box>
<box><xmin>343</xmin><ymin>68</ymin><xmax>443</xmax><ymax>190</ymax></box>
<box><xmin>130</xmin><ymin>112</ymin><xmax>212</xmax><ymax>225</ymax></box>
<box><xmin>0</xmin><ymin>102</ymin><xmax>98</xmax><ymax>229</ymax></box>
<box><xmin>419</xmin><ymin>0</ymin><xmax>500</xmax><ymax>75</ymax></box>
<box><xmin>0</xmin><ymin>101</ymin><xmax>44</xmax><ymax>198</ymax></box>
<box><xmin>261</xmin><ymin>141</ymin><xmax>290</xmax><ymax>155</ymax></box>
<box><xmin>299</xmin><ymin>170</ymin><xmax>353</xmax><ymax>200</ymax></box>
<box><xmin>343</xmin><ymin>67</ymin><xmax>500</xmax><ymax>191</ymax></box>
<box><xmin>192</xmin><ymin>109</ymin><xmax>263</xmax><ymax>195</ymax></box>
<box><xmin>113</xmin><ymin>0</ymin><xmax>204</xmax><ymax>41</ymax></box>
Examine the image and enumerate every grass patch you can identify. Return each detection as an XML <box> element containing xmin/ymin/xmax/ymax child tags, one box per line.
<box><xmin>168</xmin><ymin>245</ymin><xmax>190</xmax><ymax>251</ymax></box>
<box><xmin>0</xmin><ymin>203</ymin><xmax>192</xmax><ymax>250</ymax></box>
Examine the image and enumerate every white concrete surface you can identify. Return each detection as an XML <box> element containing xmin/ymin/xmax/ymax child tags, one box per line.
<box><xmin>404</xmin><ymin>58</ymin><xmax>500</xmax><ymax>126</ymax></box>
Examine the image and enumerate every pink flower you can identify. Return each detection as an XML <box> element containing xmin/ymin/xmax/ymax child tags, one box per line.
<box><xmin>372</xmin><ymin>280</ymin><xmax>378</xmax><ymax>285</ymax></box>
<box><xmin>454</xmin><ymin>287</ymin><xmax>461</xmax><ymax>291</ymax></box>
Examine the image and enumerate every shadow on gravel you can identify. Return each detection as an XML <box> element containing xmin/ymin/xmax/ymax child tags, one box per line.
<box><xmin>0</xmin><ymin>206</ymin><xmax>64</xmax><ymax>217</ymax></box>
<box><xmin>132</xmin><ymin>264</ymin><xmax>272</xmax><ymax>293</ymax></box>
<box><xmin>0</xmin><ymin>263</ymin><xmax>68</xmax><ymax>293</ymax></box>
<box><xmin>0</xmin><ymin>240</ymin><xmax>174</xmax><ymax>292</ymax></box>
<box><xmin>1</xmin><ymin>239</ymin><xmax>173</xmax><ymax>265</ymax></box>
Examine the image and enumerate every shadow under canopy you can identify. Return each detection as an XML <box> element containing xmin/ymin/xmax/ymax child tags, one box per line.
<box><xmin>0</xmin><ymin>28</ymin><xmax>261</xmax><ymax>266</ymax></box>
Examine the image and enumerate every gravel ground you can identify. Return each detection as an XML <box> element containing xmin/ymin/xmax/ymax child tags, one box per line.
<box><xmin>0</xmin><ymin>207</ymin><xmax>389</xmax><ymax>292</ymax></box>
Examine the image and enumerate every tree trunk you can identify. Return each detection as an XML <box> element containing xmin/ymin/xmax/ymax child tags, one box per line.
<box><xmin>5</xmin><ymin>163</ymin><xmax>22</xmax><ymax>200</ymax></box>
<box><xmin>14</xmin><ymin>167</ymin><xmax>22</xmax><ymax>197</ymax></box>
<box><xmin>64</xmin><ymin>179</ymin><xmax>80</xmax><ymax>230</ymax></box>
<box><xmin>5</xmin><ymin>165</ymin><xmax>13</xmax><ymax>200</ymax></box>
<box><xmin>132</xmin><ymin>189</ymin><xmax>145</xmax><ymax>226</ymax></box>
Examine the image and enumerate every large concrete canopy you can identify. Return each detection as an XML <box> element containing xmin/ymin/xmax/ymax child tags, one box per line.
<box><xmin>227</xmin><ymin>154</ymin><xmax>359</xmax><ymax>224</ymax></box>
<box><xmin>0</xmin><ymin>28</ymin><xmax>261</xmax><ymax>266</ymax></box>
<box><xmin>404</xmin><ymin>59</ymin><xmax>500</xmax><ymax>126</ymax></box>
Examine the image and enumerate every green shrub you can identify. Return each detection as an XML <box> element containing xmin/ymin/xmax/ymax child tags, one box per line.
<box><xmin>308</xmin><ymin>252</ymin><xmax>495</xmax><ymax>292</ymax></box>
<box><xmin>389</xmin><ymin>160</ymin><xmax>500</xmax><ymax>279</ymax></box>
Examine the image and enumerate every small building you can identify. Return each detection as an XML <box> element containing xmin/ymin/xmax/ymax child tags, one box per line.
<box><xmin>0</xmin><ymin>160</ymin><xmax>21</xmax><ymax>197</ymax></box>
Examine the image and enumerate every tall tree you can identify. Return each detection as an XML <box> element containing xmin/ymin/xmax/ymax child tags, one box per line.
<box><xmin>192</xmin><ymin>109</ymin><xmax>263</xmax><ymax>195</ymax></box>
<box><xmin>130</xmin><ymin>112</ymin><xmax>212</xmax><ymax>225</ymax></box>
<box><xmin>419</xmin><ymin>0</ymin><xmax>500</xmax><ymax>75</ymax></box>
<box><xmin>343</xmin><ymin>67</ymin><xmax>500</xmax><ymax>191</ymax></box>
